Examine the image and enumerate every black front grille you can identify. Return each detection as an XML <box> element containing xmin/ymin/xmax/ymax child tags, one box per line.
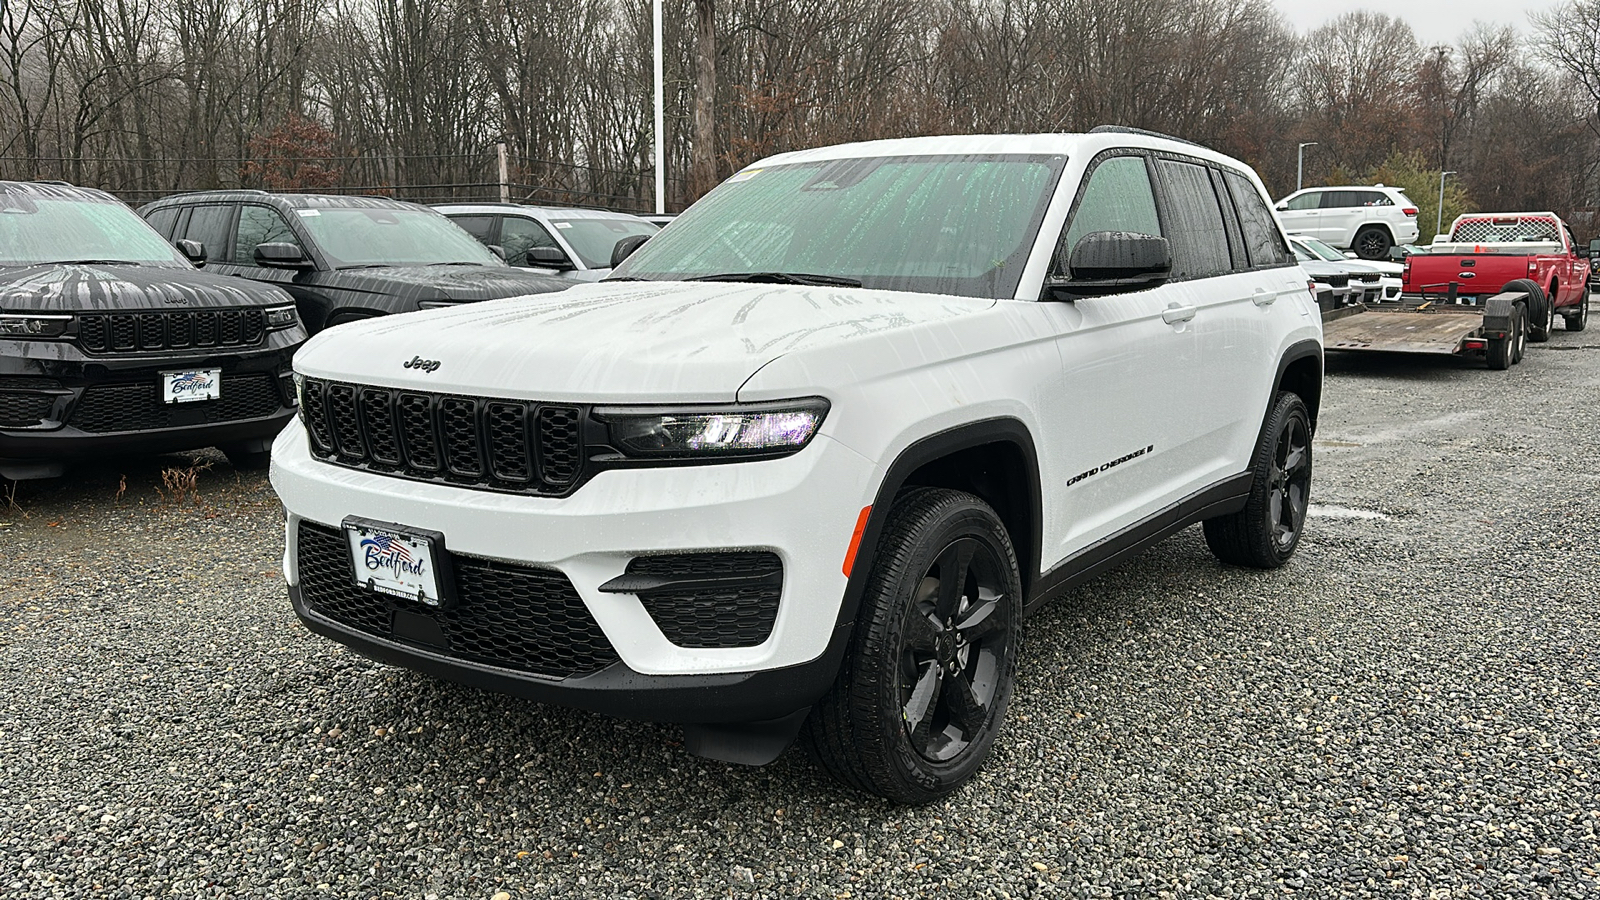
<box><xmin>0</xmin><ymin>392</ymin><xmax>55</xmax><ymax>427</ymax></box>
<box><xmin>1325</xmin><ymin>274</ymin><xmax>1350</xmax><ymax>288</ymax></box>
<box><xmin>77</xmin><ymin>309</ymin><xmax>266</xmax><ymax>354</ymax></box>
<box><xmin>294</xmin><ymin>520</ymin><xmax>619</xmax><ymax>679</ymax></box>
<box><xmin>628</xmin><ymin>552</ymin><xmax>783</xmax><ymax>649</ymax></box>
<box><xmin>302</xmin><ymin>378</ymin><xmax>584</xmax><ymax>495</ymax></box>
<box><xmin>68</xmin><ymin>372</ymin><xmax>283</xmax><ymax>433</ymax></box>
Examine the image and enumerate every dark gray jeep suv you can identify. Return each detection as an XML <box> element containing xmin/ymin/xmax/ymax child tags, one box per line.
<box><xmin>138</xmin><ymin>192</ymin><xmax>572</xmax><ymax>334</ymax></box>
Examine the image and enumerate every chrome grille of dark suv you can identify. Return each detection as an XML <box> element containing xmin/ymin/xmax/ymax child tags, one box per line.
<box><xmin>300</xmin><ymin>378</ymin><xmax>584</xmax><ymax>495</ymax></box>
<box><xmin>77</xmin><ymin>309</ymin><xmax>265</xmax><ymax>354</ymax></box>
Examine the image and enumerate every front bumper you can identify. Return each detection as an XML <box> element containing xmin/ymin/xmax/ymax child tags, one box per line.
<box><xmin>0</xmin><ymin>332</ymin><xmax>300</xmax><ymax>469</ymax></box>
<box><xmin>271</xmin><ymin>423</ymin><xmax>879</xmax><ymax>722</ymax></box>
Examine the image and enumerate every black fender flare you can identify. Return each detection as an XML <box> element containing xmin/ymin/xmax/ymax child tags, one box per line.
<box><xmin>1269</xmin><ymin>338</ymin><xmax>1323</xmax><ymax>432</ymax></box>
<box><xmin>824</xmin><ymin>418</ymin><xmax>1044</xmax><ymax>645</ymax></box>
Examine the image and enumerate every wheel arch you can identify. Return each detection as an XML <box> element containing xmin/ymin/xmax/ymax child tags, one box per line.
<box><xmin>1274</xmin><ymin>339</ymin><xmax>1323</xmax><ymax>434</ymax></box>
<box><xmin>832</xmin><ymin>419</ymin><xmax>1043</xmax><ymax>635</ymax></box>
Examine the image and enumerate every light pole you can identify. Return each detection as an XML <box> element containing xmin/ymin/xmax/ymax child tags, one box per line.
<box><xmin>1436</xmin><ymin>170</ymin><xmax>1456</xmax><ymax>238</ymax></box>
<box><xmin>1296</xmin><ymin>142</ymin><xmax>1317</xmax><ymax>191</ymax></box>
<box><xmin>652</xmin><ymin>0</ymin><xmax>664</xmax><ymax>215</ymax></box>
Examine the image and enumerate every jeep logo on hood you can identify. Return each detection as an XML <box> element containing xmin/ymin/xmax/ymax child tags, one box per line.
<box><xmin>403</xmin><ymin>356</ymin><xmax>441</xmax><ymax>373</ymax></box>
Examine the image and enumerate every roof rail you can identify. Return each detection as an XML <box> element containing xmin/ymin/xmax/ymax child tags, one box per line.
<box><xmin>1088</xmin><ymin>125</ymin><xmax>1205</xmax><ymax>149</ymax></box>
<box><xmin>35</xmin><ymin>179</ymin><xmax>75</xmax><ymax>187</ymax></box>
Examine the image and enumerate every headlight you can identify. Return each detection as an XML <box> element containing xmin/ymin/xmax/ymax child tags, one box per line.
<box><xmin>265</xmin><ymin>304</ymin><xmax>298</xmax><ymax>330</ymax></box>
<box><xmin>0</xmin><ymin>313</ymin><xmax>70</xmax><ymax>339</ymax></box>
<box><xmin>596</xmin><ymin>399</ymin><xmax>829</xmax><ymax>459</ymax></box>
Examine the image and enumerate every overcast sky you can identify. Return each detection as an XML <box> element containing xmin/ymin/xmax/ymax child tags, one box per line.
<box><xmin>1272</xmin><ymin>0</ymin><xmax>1563</xmax><ymax>46</ymax></box>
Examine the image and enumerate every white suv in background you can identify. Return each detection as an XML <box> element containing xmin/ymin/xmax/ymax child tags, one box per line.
<box><xmin>434</xmin><ymin>204</ymin><xmax>659</xmax><ymax>282</ymax></box>
<box><xmin>272</xmin><ymin>129</ymin><xmax>1323</xmax><ymax>803</ymax></box>
<box><xmin>1275</xmin><ymin>184</ymin><xmax>1420</xmax><ymax>260</ymax></box>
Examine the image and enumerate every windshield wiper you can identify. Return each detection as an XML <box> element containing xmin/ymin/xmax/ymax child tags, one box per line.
<box><xmin>688</xmin><ymin>271</ymin><xmax>863</xmax><ymax>288</ymax></box>
<box><xmin>426</xmin><ymin>261</ymin><xmax>488</xmax><ymax>267</ymax></box>
<box><xmin>601</xmin><ymin>276</ymin><xmax>648</xmax><ymax>282</ymax></box>
<box><xmin>49</xmin><ymin>259</ymin><xmax>142</xmax><ymax>266</ymax></box>
<box><xmin>336</xmin><ymin>263</ymin><xmax>395</xmax><ymax>270</ymax></box>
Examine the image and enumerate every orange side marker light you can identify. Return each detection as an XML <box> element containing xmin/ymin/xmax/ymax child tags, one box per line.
<box><xmin>842</xmin><ymin>506</ymin><xmax>872</xmax><ymax>577</ymax></box>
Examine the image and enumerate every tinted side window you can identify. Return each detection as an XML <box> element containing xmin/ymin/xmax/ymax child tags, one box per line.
<box><xmin>1284</xmin><ymin>192</ymin><xmax>1320</xmax><ymax>211</ymax></box>
<box><xmin>449</xmin><ymin>215</ymin><xmax>495</xmax><ymax>241</ymax></box>
<box><xmin>183</xmin><ymin>204</ymin><xmax>235</xmax><ymax>263</ymax></box>
<box><xmin>1319</xmin><ymin>191</ymin><xmax>1360</xmax><ymax>209</ymax></box>
<box><xmin>1224</xmin><ymin>170</ymin><xmax>1294</xmax><ymax>268</ymax></box>
<box><xmin>144</xmin><ymin>206</ymin><xmax>178</xmax><ymax>239</ymax></box>
<box><xmin>1058</xmin><ymin>155</ymin><xmax>1161</xmax><ymax>271</ymax></box>
<box><xmin>235</xmin><ymin>205</ymin><xmax>301</xmax><ymax>263</ymax></box>
<box><xmin>1155</xmin><ymin>159</ymin><xmax>1232</xmax><ymax>279</ymax></box>
<box><xmin>499</xmin><ymin>216</ymin><xmax>559</xmax><ymax>266</ymax></box>
<box><xmin>1357</xmin><ymin>191</ymin><xmax>1392</xmax><ymax>207</ymax></box>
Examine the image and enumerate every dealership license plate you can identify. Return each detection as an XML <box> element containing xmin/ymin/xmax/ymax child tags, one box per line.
<box><xmin>344</xmin><ymin>519</ymin><xmax>445</xmax><ymax>606</ymax></box>
<box><xmin>161</xmin><ymin>368</ymin><xmax>221</xmax><ymax>404</ymax></box>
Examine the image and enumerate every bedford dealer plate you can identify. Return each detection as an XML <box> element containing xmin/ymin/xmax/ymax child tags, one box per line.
<box><xmin>161</xmin><ymin>368</ymin><xmax>221</xmax><ymax>404</ymax></box>
<box><xmin>343</xmin><ymin>517</ymin><xmax>451</xmax><ymax>607</ymax></box>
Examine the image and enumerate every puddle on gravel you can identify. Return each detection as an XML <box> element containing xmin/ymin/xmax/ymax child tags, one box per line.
<box><xmin>1307</xmin><ymin>504</ymin><xmax>1389</xmax><ymax>520</ymax></box>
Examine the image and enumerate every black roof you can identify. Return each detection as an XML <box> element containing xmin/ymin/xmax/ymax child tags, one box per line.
<box><xmin>140</xmin><ymin>190</ymin><xmax>427</xmax><ymax>213</ymax></box>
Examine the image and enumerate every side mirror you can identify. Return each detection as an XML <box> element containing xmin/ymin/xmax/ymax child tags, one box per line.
<box><xmin>1046</xmin><ymin>231</ymin><xmax>1171</xmax><ymax>299</ymax></box>
<box><xmin>175</xmin><ymin>239</ymin><xmax>206</xmax><ymax>267</ymax></box>
<box><xmin>1274</xmin><ymin>203</ymin><xmax>1288</xmax><ymax>212</ymax></box>
<box><xmin>254</xmin><ymin>242</ymin><xmax>311</xmax><ymax>269</ymax></box>
<box><xmin>486</xmin><ymin>244</ymin><xmax>507</xmax><ymax>261</ymax></box>
<box><xmin>610</xmin><ymin>234</ymin><xmax>651</xmax><ymax>268</ymax></box>
<box><xmin>527</xmin><ymin>246</ymin><xmax>575</xmax><ymax>271</ymax></box>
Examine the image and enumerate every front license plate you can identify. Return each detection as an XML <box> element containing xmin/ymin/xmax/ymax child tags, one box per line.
<box><xmin>161</xmin><ymin>368</ymin><xmax>221</xmax><ymax>404</ymax></box>
<box><xmin>343</xmin><ymin>517</ymin><xmax>450</xmax><ymax>607</ymax></box>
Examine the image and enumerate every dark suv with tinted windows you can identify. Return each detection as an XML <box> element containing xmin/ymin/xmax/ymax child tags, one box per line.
<box><xmin>0</xmin><ymin>181</ymin><xmax>305</xmax><ymax>480</ymax></box>
<box><xmin>138</xmin><ymin>192</ymin><xmax>572</xmax><ymax>334</ymax></box>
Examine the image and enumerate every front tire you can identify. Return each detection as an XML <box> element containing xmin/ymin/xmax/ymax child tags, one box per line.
<box><xmin>1204</xmin><ymin>392</ymin><xmax>1312</xmax><ymax>569</ymax></box>
<box><xmin>1353</xmin><ymin>226</ymin><xmax>1393</xmax><ymax>261</ymax></box>
<box><xmin>804</xmin><ymin>488</ymin><xmax>1022</xmax><ymax>804</ymax></box>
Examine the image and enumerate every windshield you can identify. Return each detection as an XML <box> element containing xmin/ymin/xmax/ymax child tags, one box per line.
<box><xmin>612</xmin><ymin>154</ymin><xmax>1067</xmax><ymax>299</ymax></box>
<box><xmin>550</xmin><ymin>217</ymin><xmax>658</xmax><ymax>268</ymax></box>
<box><xmin>295</xmin><ymin>206</ymin><xmax>504</xmax><ymax>268</ymax></box>
<box><xmin>1297</xmin><ymin>237</ymin><xmax>1347</xmax><ymax>262</ymax></box>
<box><xmin>1290</xmin><ymin>243</ymin><xmax>1316</xmax><ymax>263</ymax></box>
<box><xmin>0</xmin><ymin>189</ymin><xmax>187</xmax><ymax>268</ymax></box>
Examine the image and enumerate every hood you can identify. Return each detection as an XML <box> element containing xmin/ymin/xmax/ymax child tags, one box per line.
<box><xmin>294</xmin><ymin>280</ymin><xmax>996</xmax><ymax>402</ymax></box>
<box><xmin>320</xmin><ymin>265</ymin><xmax>572</xmax><ymax>302</ymax></box>
<box><xmin>0</xmin><ymin>263</ymin><xmax>293</xmax><ymax>312</ymax></box>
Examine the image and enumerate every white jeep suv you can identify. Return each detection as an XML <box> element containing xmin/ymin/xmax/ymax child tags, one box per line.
<box><xmin>272</xmin><ymin>129</ymin><xmax>1323</xmax><ymax>803</ymax></box>
<box><xmin>1275</xmin><ymin>184</ymin><xmax>1420</xmax><ymax>260</ymax></box>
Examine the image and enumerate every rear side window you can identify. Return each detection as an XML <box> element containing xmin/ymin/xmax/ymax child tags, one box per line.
<box><xmin>1319</xmin><ymin>191</ymin><xmax>1362</xmax><ymax>209</ymax></box>
<box><xmin>182</xmin><ymin>205</ymin><xmax>235</xmax><ymax>263</ymax></box>
<box><xmin>1155</xmin><ymin>159</ymin><xmax>1232</xmax><ymax>279</ymax></box>
<box><xmin>1355</xmin><ymin>191</ymin><xmax>1391</xmax><ymax>207</ymax></box>
<box><xmin>235</xmin><ymin>205</ymin><xmax>301</xmax><ymax>263</ymax></box>
<box><xmin>1223</xmin><ymin>170</ymin><xmax>1293</xmax><ymax>268</ymax></box>
<box><xmin>144</xmin><ymin>206</ymin><xmax>178</xmax><ymax>239</ymax></box>
<box><xmin>1058</xmin><ymin>155</ymin><xmax>1162</xmax><ymax>271</ymax></box>
<box><xmin>1284</xmin><ymin>192</ymin><xmax>1320</xmax><ymax>211</ymax></box>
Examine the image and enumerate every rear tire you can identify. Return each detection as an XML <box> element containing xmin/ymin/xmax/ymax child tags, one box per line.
<box><xmin>1565</xmin><ymin>285</ymin><xmax>1589</xmax><ymax>332</ymax></box>
<box><xmin>803</xmin><ymin>488</ymin><xmax>1022</xmax><ymax>804</ymax></box>
<box><xmin>1353</xmin><ymin>226</ymin><xmax>1393</xmax><ymax>261</ymax></box>
<box><xmin>1204</xmin><ymin>392</ymin><xmax>1312</xmax><ymax>569</ymax></box>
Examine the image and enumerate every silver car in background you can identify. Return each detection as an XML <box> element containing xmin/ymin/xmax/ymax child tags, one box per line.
<box><xmin>435</xmin><ymin>204</ymin><xmax>659</xmax><ymax>282</ymax></box>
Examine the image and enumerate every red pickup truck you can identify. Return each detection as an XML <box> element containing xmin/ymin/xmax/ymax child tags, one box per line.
<box><xmin>1400</xmin><ymin>212</ymin><xmax>1593</xmax><ymax>339</ymax></box>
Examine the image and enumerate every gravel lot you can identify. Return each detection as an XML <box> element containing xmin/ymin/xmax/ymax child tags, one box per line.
<box><xmin>3</xmin><ymin>315</ymin><xmax>1599</xmax><ymax>899</ymax></box>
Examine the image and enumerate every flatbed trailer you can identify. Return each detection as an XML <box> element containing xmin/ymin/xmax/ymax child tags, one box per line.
<box><xmin>1321</xmin><ymin>289</ymin><xmax>1527</xmax><ymax>369</ymax></box>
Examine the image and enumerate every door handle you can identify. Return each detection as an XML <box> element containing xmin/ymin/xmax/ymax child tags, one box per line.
<box><xmin>1161</xmin><ymin>303</ymin><xmax>1197</xmax><ymax>324</ymax></box>
<box><xmin>1253</xmin><ymin>288</ymin><xmax>1277</xmax><ymax>307</ymax></box>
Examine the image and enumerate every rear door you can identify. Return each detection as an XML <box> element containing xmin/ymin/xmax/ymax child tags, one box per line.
<box><xmin>1317</xmin><ymin>189</ymin><xmax>1382</xmax><ymax>248</ymax></box>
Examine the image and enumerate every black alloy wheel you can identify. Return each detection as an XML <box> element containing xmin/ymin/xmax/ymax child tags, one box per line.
<box><xmin>1354</xmin><ymin>227</ymin><xmax>1392</xmax><ymax>261</ymax></box>
<box><xmin>898</xmin><ymin>537</ymin><xmax>1013</xmax><ymax>763</ymax></box>
<box><xmin>1204</xmin><ymin>391</ymin><xmax>1313</xmax><ymax>568</ymax></box>
<box><xmin>804</xmin><ymin>488</ymin><xmax>1022</xmax><ymax>804</ymax></box>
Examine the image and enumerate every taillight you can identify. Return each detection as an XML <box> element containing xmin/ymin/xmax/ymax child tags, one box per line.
<box><xmin>1402</xmin><ymin>207</ymin><xmax>1418</xmax><ymax>217</ymax></box>
<box><xmin>1402</xmin><ymin>255</ymin><xmax>1412</xmax><ymax>281</ymax></box>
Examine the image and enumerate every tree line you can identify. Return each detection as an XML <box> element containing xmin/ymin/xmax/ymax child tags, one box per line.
<box><xmin>1</xmin><ymin>0</ymin><xmax>1598</xmax><ymax>237</ymax></box>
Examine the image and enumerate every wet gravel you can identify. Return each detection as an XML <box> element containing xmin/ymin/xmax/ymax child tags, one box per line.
<box><xmin>3</xmin><ymin>317</ymin><xmax>1600</xmax><ymax>898</ymax></box>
